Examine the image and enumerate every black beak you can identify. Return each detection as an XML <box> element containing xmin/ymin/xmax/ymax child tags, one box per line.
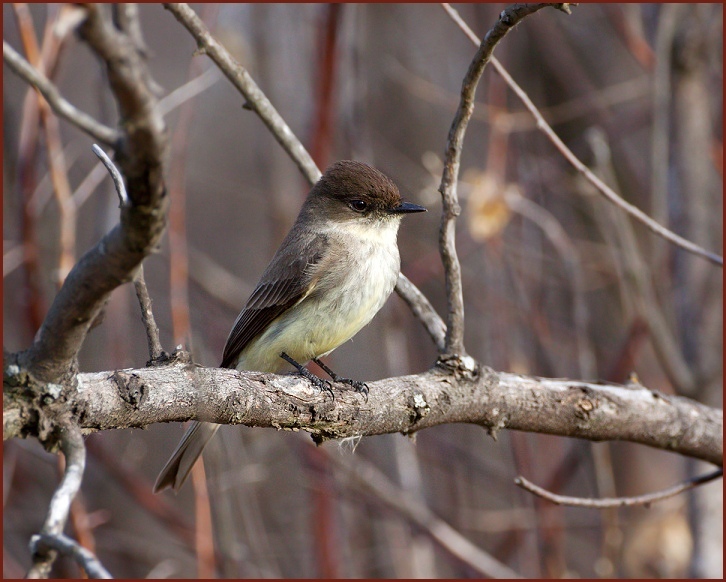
<box><xmin>391</xmin><ymin>201</ymin><xmax>427</xmax><ymax>214</ymax></box>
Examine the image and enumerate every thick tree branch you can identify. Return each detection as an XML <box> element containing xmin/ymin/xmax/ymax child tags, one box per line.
<box><xmin>441</xmin><ymin>3</ymin><xmax>724</xmax><ymax>267</ymax></box>
<box><xmin>438</xmin><ymin>4</ymin><xmax>554</xmax><ymax>360</ymax></box>
<box><xmin>6</xmin><ymin>358</ymin><xmax>720</xmax><ymax>467</ymax></box>
<box><xmin>2</xmin><ymin>40</ymin><xmax>120</xmax><ymax>146</ymax></box>
<box><xmin>15</xmin><ymin>5</ymin><xmax>168</xmax><ymax>384</ymax></box>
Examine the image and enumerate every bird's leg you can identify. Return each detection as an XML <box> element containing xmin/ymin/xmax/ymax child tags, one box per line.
<box><xmin>312</xmin><ymin>358</ymin><xmax>369</xmax><ymax>398</ymax></box>
<box><xmin>280</xmin><ymin>352</ymin><xmax>333</xmax><ymax>399</ymax></box>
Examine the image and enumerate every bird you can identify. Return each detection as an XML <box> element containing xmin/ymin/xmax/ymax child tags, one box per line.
<box><xmin>154</xmin><ymin>160</ymin><xmax>426</xmax><ymax>492</ymax></box>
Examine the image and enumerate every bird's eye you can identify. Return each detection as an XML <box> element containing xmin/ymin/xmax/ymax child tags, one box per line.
<box><xmin>349</xmin><ymin>200</ymin><xmax>368</xmax><ymax>212</ymax></box>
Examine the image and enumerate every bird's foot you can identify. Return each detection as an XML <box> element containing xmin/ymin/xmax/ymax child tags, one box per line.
<box><xmin>312</xmin><ymin>358</ymin><xmax>369</xmax><ymax>401</ymax></box>
<box><xmin>281</xmin><ymin>352</ymin><xmax>334</xmax><ymax>399</ymax></box>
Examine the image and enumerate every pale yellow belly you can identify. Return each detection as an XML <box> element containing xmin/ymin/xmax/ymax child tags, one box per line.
<box><xmin>234</xmin><ymin>235</ymin><xmax>399</xmax><ymax>372</ymax></box>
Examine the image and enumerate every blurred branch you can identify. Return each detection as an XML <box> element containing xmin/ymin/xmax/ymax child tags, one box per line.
<box><xmin>586</xmin><ymin>127</ymin><xmax>696</xmax><ymax>394</ymax></box>
<box><xmin>650</xmin><ymin>4</ymin><xmax>681</xmax><ymax>238</ymax></box>
<box><xmin>386</xmin><ymin>55</ymin><xmax>650</xmax><ymax>133</ymax></box>
<box><xmin>163</xmin><ymin>2</ymin><xmax>322</xmax><ymax>185</ymax></box>
<box><xmin>505</xmin><ymin>190</ymin><xmax>596</xmax><ymax>378</ymax></box>
<box><xmin>12</xmin><ymin>4</ymin><xmax>77</xmax><ymax>285</ymax></box>
<box><xmin>2</xmin><ymin>41</ymin><xmax>120</xmax><ymax>146</ymax></box>
<box><xmin>438</xmin><ymin>3</ymin><xmax>553</xmax><ymax>361</ymax></box>
<box><xmin>327</xmin><ymin>448</ymin><xmax>521</xmax><ymax>578</ymax></box>
<box><xmin>442</xmin><ymin>3</ymin><xmax>724</xmax><ymax>268</ymax></box>
<box><xmin>5</xmin><ymin>359</ymin><xmax>721</xmax><ymax>466</ymax></box>
<box><xmin>515</xmin><ymin>468</ymin><xmax>723</xmax><ymax>508</ymax></box>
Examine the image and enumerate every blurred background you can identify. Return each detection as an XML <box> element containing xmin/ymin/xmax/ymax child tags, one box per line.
<box><xmin>3</xmin><ymin>3</ymin><xmax>722</xmax><ymax>578</ymax></box>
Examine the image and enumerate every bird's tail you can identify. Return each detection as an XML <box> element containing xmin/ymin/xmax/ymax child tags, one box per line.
<box><xmin>153</xmin><ymin>421</ymin><xmax>221</xmax><ymax>493</ymax></box>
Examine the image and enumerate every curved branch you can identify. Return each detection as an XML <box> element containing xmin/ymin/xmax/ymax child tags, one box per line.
<box><xmin>7</xmin><ymin>358</ymin><xmax>720</xmax><ymax>467</ymax></box>
<box><xmin>2</xmin><ymin>40</ymin><xmax>120</xmax><ymax>146</ymax></box>
<box><xmin>30</xmin><ymin>533</ymin><xmax>112</xmax><ymax>579</ymax></box>
<box><xmin>438</xmin><ymin>3</ymin><xmax>553</xmax><ymax>359</ymax></box>
<box><xmin>17</xmin><ymin>5</ymin><xmax>168</xmax><ymax>384</ymax></box>
<box><xmin>395</xmin><ymin>273</ymin><xmax>447</xmax><ymax>352</ymax></box>
<box><xmin>27</xmin><ymin>424</ymin><xmax>88</xmax><ymax>578</ymax></box>
<box><xmin>515</xmin><ymin>468</ymin><xmax>723</xmax><ymax>508</ymax></box>
<box><xmin>441</xmin><ymin>3</ymin><xmax>723</xmax><ymax>267</ymax></box>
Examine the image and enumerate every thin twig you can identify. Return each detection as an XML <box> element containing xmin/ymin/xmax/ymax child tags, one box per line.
<box><xmin>13</xmin><ymin>4</ymin><xmax>77</xmax><ymax>285</ymax></box>
<box><xmin>92</xmin><ymin>144</ymin><xmax>165</xmax><ymax>361</ymax></box>
<box><xmin>441</xmin><ymin>3</ymin><xmax>723</xmax><ymax>267</ymax></box>
<box><xmin>438</xmin><ymin>3</ymin><xmax>551</xmax><ymax>358</ymax></box>
<box><xmin>585</xmin><ymin>128</ymin><xmax>696</xmax><ymax>393</ymax></box>
<box><xmin>134</xmin><ymin>268</ymin><xmax>165</xmax><ymax>362</ymax></box>
<box><xmin>163</xmin><ymin>3</ymin><xmax>322</xmax><ymax>186</ymax></box>
<box><xmin>18</xmin><ymin>4</ymin><xmax>169</xmax><ymax>383</ymax></box>
<box><xmin>515</xmin><ymin>468</ymin><xmax>723</xmax><ymax>508</ymax></box>
<box><xmin>156</xmin><ymin>66</ymin><xmax>222</xmax><ymax>117</ymax></box>
<box><xmin>91</xmin><ymin>145</ymin><xmax>129</xmax><ymax>206</ymax></box>
<box><xmin>3</xmin><ymin>41</ymin><xmax>120</xmax><ymax>146</ymax></box>
<box><xmin>30</xmin><ymin>533</ymin><xmax>112</xmax><ymax>579</ymax></box>
<box><xmin>27</xmin><ymin>423</ymin><xmax>88</xmax><ymax>578</ymax></box>
<box><xmin>506</xmin><ymin>191</ymin><xmax>596</xmax><ymax>378</ymax></box>
<box><xmin>395</xmin><ymin>274</ymin><xmax>446</xmax><ymax>353</ymax></box>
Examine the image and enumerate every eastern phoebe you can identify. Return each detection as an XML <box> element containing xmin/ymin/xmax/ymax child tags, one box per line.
<box><xmin>154</xmin><ymin>160</ymin><xmax>426</xmax><ymax>492</ymax></box>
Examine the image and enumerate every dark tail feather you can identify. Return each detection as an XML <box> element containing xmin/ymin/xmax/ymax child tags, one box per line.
<box><xmin>153</xmin><ymin>421</ymin><xmax>221</xmax><ymax>493</ymax></box>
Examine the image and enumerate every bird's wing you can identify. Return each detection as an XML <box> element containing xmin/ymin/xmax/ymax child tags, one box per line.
<box><xmin>220</xmin><ymin>231</ymin><xmax>329</xmax><ymax>368</ymax></box>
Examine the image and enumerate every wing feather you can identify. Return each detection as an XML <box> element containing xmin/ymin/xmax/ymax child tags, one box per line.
<box><xmin>220</xmin><ymin>231</ymin><xmax>328</xmax><ymax>368</ymax></box>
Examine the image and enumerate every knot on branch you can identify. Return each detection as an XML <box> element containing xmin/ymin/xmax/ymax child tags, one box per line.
<box><xmin>435</xmin><ymin>353</ymin><xmax>479</xmax><ymax>380</ymax></box>
<box><xmin>147</xmin><ymin>344</ymin><xmax>191</xmax><ymax>367</ymax></box>
<box><xmin>3</xmin><ymin>356</ymin><xmax>78</xmax><ymax>448</ymax></box>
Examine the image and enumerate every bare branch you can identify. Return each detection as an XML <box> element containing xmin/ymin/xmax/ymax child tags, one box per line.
<box><xmin>438</xmin><ymin>3</ymin><xmax>552</xmax><ymax>359</ymax></box>
<box><xmin>515</xmin><ymin>468</ymin><xmax>723</xmax><ymax>508</ymax></box>
<box><xmin>134</xmin><ymin>268</ymin><xmax>166</xmax><ymax>362</ymax></box>
<box><xmin>328</xmin><ymin>449</ymin><xmax>521</xmax><ymax>578</ymax></box>
<box><xmin>17</xmin><ymin>6</ymin><xmax>169</xmax><ymax>384</ymax></box>
<box><xmin>91</xmin><ymin>144</ymin><xmax>129</xmax><ymax>206</ymax></box>
<box><xmin>2</xmin><ymin>40</ymin><xmax>120</xmax><ymax>146</ymax></box>
<box><xmin>91</xmin><ymin>143</ymin><xmax>165</xmax><ymax>363</ymax></box>
<box><xmin>395</xmin><ymin>274</ymin><xmax>446</xmax><ymax>353</ymax></box>
<box><xmin>27</xmin><ymin>424</ymin><xmax>88</xmax><ymax>578</ymax></box>
<box><xmin>163</xmin><ymin>2</ymin><xmax>322</xmax><ymax>186</ymax></box>
<box><xmin>156</xmin><ymin>66</ymin><xmax>222</xmax><ymax>117</ymax></box>
<box><xmin>30</xmin><ymin>533</ymin><xmax>112</xmax><ymax>579</ymax></box>
<box><xmin>6</xmin><ymin>360</ymin><xmax>720</xmax><ymax>466</ymax></box>
<box><xmin>441</xmin><ymin>3</ymin><xmax>724</xmax><ymax>267</ymax></box>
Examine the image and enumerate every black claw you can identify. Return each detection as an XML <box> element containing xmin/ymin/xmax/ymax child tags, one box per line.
<box><xmin>312</xmin><ymin>358</ymin><xmax>369</xmax><ymax>400</ymax></box>
<box><xmin>281</xmin><ymin>352</ymin><xmax>334</xmax><ymax>400</ymax></box>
